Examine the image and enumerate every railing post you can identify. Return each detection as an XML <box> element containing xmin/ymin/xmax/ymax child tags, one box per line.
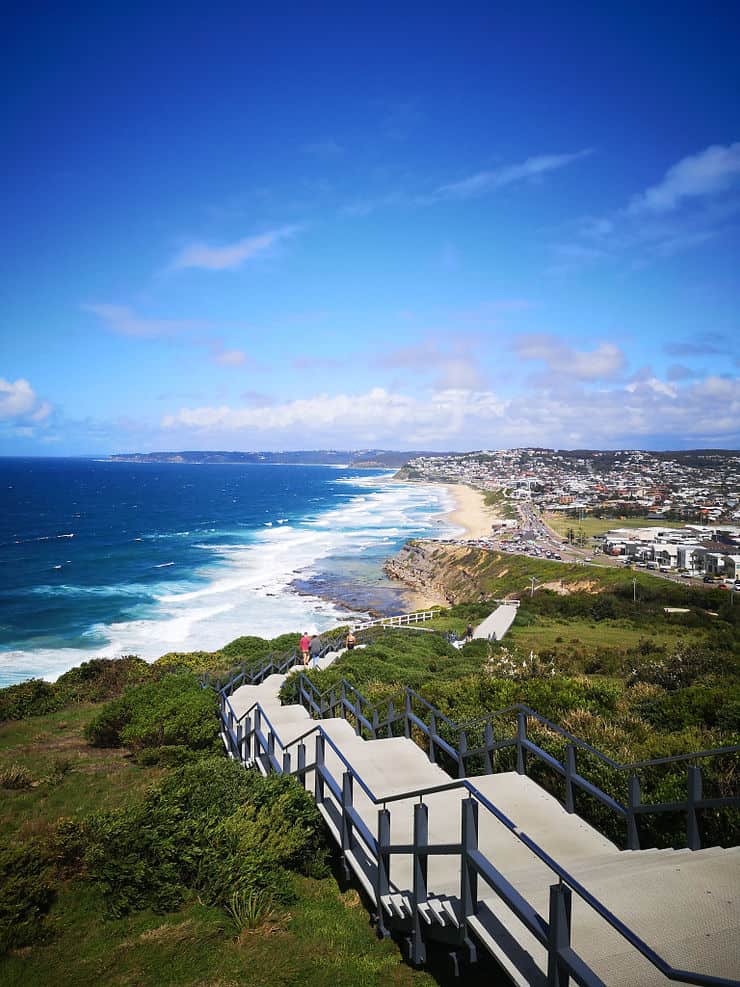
<box><xmin>564</xmin><ymin>744</ymin><xmax>576</xmax><ymax>814</ymax></box>
<box><xmin>429</xmin><ymin>711</ymin><xmax>437</xmax><ymax>763</ymax></box>
<box><xmin>254</xmin><ymin>708</ymin><xmax>262</xmax><ymax>760</ymax></box>
<box><xmin>340</xmin><ymin>682</ymin><xmax>347</xmax><ymax>721</ymax></box>
<box><xmin>354</xmin><ymin>696</ymin><xmax>362</xmax><ymax>736</ymax></box>
<box><xmin>329</xmin><ymin>688</ymin><xmax>337</xmax><ymax>717</ymax></box>
<box><xmin>267</xmin><ymin>731</ymin><xmax>276</xmax><ymax>772</ymax></box>
<box><xmin>297</xmin><ymin>742</ymin><xmax>306</xmax><ymax>786</ymax></box>
<box><xmin>410</xmin><ymin>801</ymin><xmax>428</xmax><ymax>966</ymax></box>
<box><xmin>376</xmin><ymin>808</ymin><xmax>391</xmax><ymax>938</ymax></box>
<box><xmin>244</xmin><ymin>714</ymin><xmax>251</xmax><ymax>760</ymax></box>
<box><xmin>282</xmin><ymin>750</ymin><xmax>291</xmax><ymax>775</ymax></box>
<box><xmin>687</xmin><ymin>764</ymin><xmax>703</xmax><ymax>851</ymax></box>
<box><xmin>627</xmin><ymin>771</ymin><xmax>641</xmax><ymax>850</ymax></box>
<box><xmin>341</xmin><ymin>771</ymin><xmax>354</xmax><ymax>881</ymax></box>
<box><xmin>516</xmin><ymin>712</ymin><xmax>527</xmax><ymax>775</ymax></box>
<box><xmin>315</xmin><ymin>734</ymin><xmax>325</xmax><ymax>805</ymax></box>
<box><xmin>387</xmin><ymin>701</ymin><xmax>395</xmax><ymax>738</ymax></box>
<box><xmin>371</xmin><ymin>708</ymin><xmax>379</xmax><ymax>740</ymax></box>
<box><xmin>235</xmin><ymin>721</ymin><xmax>243</xmax><ymax>763</ymax></box>
<box><xmin>458</xmin><ymin>729</ymin><xmax>468</xmax><ymax>779</ymax></box>
<box><xmin>461</xmin><ymin>797</ymin><xmax>479</xmax><ymax>920</ymax></box>
<box><xmin>484</xmin><ymin>720</ymin><xmax>494</xmax><ymax>774</ymax></box>
<box><xmin>404</xmin><ymin>690</ymin><xmax>412</xmax><ymax>738</ymax></box>
<box><xmin>547</xmin><ymin>882</ymin><xmax>572</xmax><ymax>987</ymax></box>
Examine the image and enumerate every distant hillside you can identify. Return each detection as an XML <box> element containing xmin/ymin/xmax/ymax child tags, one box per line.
<box><xmin>106</xmin><ymin>449</ymin><xmax>449</xmax><ymax>468</ymax></box>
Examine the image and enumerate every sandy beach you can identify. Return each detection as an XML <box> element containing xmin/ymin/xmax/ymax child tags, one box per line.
<box><xmin>440</xmin><ymin>483</ymin><xmax>502</xmax><ymax>539</ymax></box>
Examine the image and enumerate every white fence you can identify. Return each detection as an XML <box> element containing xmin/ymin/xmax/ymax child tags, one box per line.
<box><xmin>352</xmin><ymin>609</ymin><xmax>441</xmax><ymax>632</ymax></box>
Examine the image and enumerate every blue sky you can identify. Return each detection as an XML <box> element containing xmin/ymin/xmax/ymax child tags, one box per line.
<box><xmin>2</xmin><ymin>2</ymin><xmax>739</xmax><ymax>454</ymax></box>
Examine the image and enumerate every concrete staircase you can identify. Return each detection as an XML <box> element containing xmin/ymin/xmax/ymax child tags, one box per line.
<box><xmin>225</xmin><ymin>650</ymin><xmax>740</xmax><ymax>985</ymax></box>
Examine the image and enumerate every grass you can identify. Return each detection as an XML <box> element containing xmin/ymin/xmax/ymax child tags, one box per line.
<box><xmin>507</xmin><ymin>615</ymin><xmax>705</xmax><ymax>655</ymax></box>
<box><xmin>0</xmin><ymin>705</ymin><xmax>165</xmax><ymax>843</ymax></box>
<box><xmin>543</xmin><ymin>513</ymin><xmax>686</xmax><ymax>540</ymax></box>
<box><xmin>0</xmin><ymin>872</ymin><xmax>490</xmax><ymax>987</ymax></box>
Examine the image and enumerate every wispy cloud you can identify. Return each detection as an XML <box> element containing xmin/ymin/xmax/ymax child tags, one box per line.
<box><xmin>513</xmin><ymin>334</ymin><xmax>626</xmax><ymax>380</ymax></box>
<box><xmin>375</xmin><ymin>338</ymin><xmax>485</xmax><ymax>390</ymax></box>
<box><xmin>169</xmin><ymin>225</ymin><xmax>303</xmax><ymax>272</ymax></box>
<box><xmin>434</xmin><ymin>149</ymin><xmax>593</xmax><ymax>200</ymax></box>
<box><xmin>301</xmin><ymin>139</ymin><xmax>344</xmax><ymax>158</ymax></box>
<box><xmin>83</xmin><ymin>303</ymin><xmax>202</xmax><ymax>338</ymax></box>
<box><xmin>628</xmin><ymin>142</ymin><xmax>740</xmax><ymax>214</ymax></box>
<box><xmin>556</xmin><ymin>142</ymin><xmax>740</xmax><ymax>270</ymax></box>
<box><xmin>663</xmin><ymin>331</ymin><xmax>736</xmax><ymax>358</ymax></box>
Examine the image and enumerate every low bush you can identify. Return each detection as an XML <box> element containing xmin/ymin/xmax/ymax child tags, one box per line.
<box><xmin>83</xmin><ymin>757</ymin><xmax>329</xmax><ymax>918</ymax></box>
<box><xmin>0</xmin><ymin>658</ymin><xmax>155</xmax><ymax>723</ymax></box>
<box><xmin>84</xmin><ymin>671</ymin><xmax>219</xmax><ymax>756</ymax></box>
<box><xmin>0</xmin><ymin>843</ymin><xmax>56</xmax><ymax>953</ymax></box>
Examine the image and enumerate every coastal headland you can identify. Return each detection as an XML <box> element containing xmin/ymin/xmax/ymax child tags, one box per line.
<box><xmin>383</xmin><ymin>481</ymin><xmax>504</xmax><ymax>609</ymax></box>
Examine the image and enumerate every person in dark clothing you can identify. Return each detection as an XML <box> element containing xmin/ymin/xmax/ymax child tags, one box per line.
<box><xmin>309</xmin><ymin>634</ymin><xmax>323</xmax><ymax>667</ymax></box>
<box><xmin>465</xmin><ymin>623</ymin><xmax>474</xmax><ymax>643</ymax></box>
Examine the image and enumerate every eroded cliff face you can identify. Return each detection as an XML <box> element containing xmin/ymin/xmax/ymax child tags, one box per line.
<box><xmin>383</xmin><ymin>539</ymin><xmax>517</xmax><ymax>606</ymax></box>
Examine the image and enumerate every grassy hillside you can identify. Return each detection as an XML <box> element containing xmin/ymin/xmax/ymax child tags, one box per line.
<box><xmin>0</xmin><ymin>666</ymin><xmax>449</xmax><ymax>987</ymax></box>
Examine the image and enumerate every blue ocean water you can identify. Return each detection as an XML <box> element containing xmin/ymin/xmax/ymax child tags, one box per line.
<box><xmin>0</xmin><ymin>459</ymin><xmax>456</xmax><ymax>686</ymax></box>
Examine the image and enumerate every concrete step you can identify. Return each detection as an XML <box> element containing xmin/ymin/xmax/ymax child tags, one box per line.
<box><xmin>471</xmin><ymin>848</ymin><xmax>740</xmax><ymax>986</ymax></box>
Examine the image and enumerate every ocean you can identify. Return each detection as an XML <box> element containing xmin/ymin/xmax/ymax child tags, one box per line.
<box><xmin>0</xmin><ymin>458</ymin><xmax>457</xmax><ymax>687</ymax></box>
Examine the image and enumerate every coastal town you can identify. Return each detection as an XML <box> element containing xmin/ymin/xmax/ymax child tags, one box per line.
<box><xmin>402</xmin><ymin>448</ymin><xmax>740</xmax><ymax>586</ymax></box>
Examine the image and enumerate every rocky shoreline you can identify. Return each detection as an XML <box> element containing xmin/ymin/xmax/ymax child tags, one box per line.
<box><xmin>383</xmin><ymin>539</ymin><xmax>495</xmax><ymax>606</ymax></box>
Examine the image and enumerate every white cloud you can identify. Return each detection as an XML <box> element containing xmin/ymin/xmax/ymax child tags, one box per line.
<box><xmin>513</xmin><ymin>334</ymin><xmax>626</xmax><ymax>379</ymax></box>
<box><xmin>435</xmin><ymin>149</ymin><xmax>592</xmax><ymax>200</ymax></box>
<box><xmin>170</xmin><ymin>225</ymin><xmax>303</xmax><ymax>271</ymax></box>
<box><xmin>0</xmin><ymin>377</ymin><xmax>52</xmax><ymax>423</ymax></box>
<box><xmin>158</xmin><ymin>372</ymin><xmax>739</xmax><ymax>448</ymax></box>
<box><xmin>629</xmin><ymin>142</ymin><xmax>740</xmax><ymax>214</ymax></box>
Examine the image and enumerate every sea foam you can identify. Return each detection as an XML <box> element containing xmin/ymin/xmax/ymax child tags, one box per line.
<box><xmin>0</xmin><ymin>476</ymin><xmax>456</xmax><ymax>685</ymax></box>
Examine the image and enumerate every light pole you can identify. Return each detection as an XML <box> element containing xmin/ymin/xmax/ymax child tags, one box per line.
<box><xmin>530</xmin><ymin>576</ymin><xmax>538</xmax><ymax>598</ymax></box>
<box><xmin>633</xmin><ymin>578</ymin><xmax>637</xmax><ymax>603</ymax></box>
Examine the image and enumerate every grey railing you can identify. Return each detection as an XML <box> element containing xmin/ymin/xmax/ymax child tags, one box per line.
<box><xmin>216</xmin><ymin>685</ymin><xmax>738</xmax><ymax>986</ymax></box>
<box><xmin>294</xmin><ymin>675</ymin><xmax>740</xmax><ymax>852</ymax></box>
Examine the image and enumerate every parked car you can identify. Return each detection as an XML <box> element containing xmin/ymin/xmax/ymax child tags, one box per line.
<box><xmin>703</xmin><ymin>575</ymin><xmax>714</xmax><ymax>583</ymax></box>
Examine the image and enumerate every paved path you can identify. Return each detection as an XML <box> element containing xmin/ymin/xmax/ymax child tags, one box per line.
<box><xmin>228</xmin><ymin>652</ymin><xmax>740</xmax><ymax>985</ymax></box>
<box><xmin>473</xmin><ymin>603</ymin><xmax>519</xmax><ymax>641</ymax></box>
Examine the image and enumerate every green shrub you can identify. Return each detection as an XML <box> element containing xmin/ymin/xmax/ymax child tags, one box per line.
<box><xmin>0</xmin><ymin>843</ymin><xmax>55</xmax><ymax>953</ymax></box>
<box><xmin>0</xmin><ymin>658</ymin><xmax>155</xmax><ymax>723</ymax></box>
<box><xmin>83</xmin><ymin>758</ymin><xmax>329</xmax><ymax>918</ymax></box>
<box><xmin>84</xmin><ymin>671</ymin><xmax>219</xmax><ymax>754</ymax></box>
<box><xmin>0</xmin><ymin>678</ymin><xmax>62</xmax><ymax>721</ymax></box>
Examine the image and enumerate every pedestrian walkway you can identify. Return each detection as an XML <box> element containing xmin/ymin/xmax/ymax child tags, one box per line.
<box><xmin>473</xmin><ymin>602</ymin><xmax>520</xmax><ymax>641</ymax></box>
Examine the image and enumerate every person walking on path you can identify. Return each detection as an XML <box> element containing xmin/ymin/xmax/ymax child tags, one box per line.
<box><xmin>345</xmin><ymin>629</ymin><xmax>357</xmax><ymax>650</ymax></box>
<box><xmin>309</xmin><ymin>633</ymin><xmax>322</xmax><ymax>667</ymax></box>
<box><xmin>299</xmin><ymin>632</ymin><xmax>310</xmax><ymax>667</ymax></box>
<box><xmin>465</xmin><ymin>622</ymin><xmax>474</xmax><ymax>643</ymax></box>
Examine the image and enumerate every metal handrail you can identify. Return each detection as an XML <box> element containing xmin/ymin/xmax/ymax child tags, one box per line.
<box><xmin>300</xmin><ymin>677</ymin><xmax>740</xmax><ymax>776</ymax></box>
<box><xmin>227</xmin><ymin>690</ymin><xmax>736</xmax><ymax>987</ymax></box>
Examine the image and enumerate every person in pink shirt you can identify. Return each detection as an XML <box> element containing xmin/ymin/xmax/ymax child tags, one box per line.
<box><xmin>299</xmin><ymin>632</ymin><xmax>310</xmax><ymax>667</ymax></box>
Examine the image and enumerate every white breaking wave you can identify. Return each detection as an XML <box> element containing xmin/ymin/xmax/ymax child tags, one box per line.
<box><xmin>0</xmin><ymin>478</ymin><xmax>456</xmax><ymax>683</ymax></box>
